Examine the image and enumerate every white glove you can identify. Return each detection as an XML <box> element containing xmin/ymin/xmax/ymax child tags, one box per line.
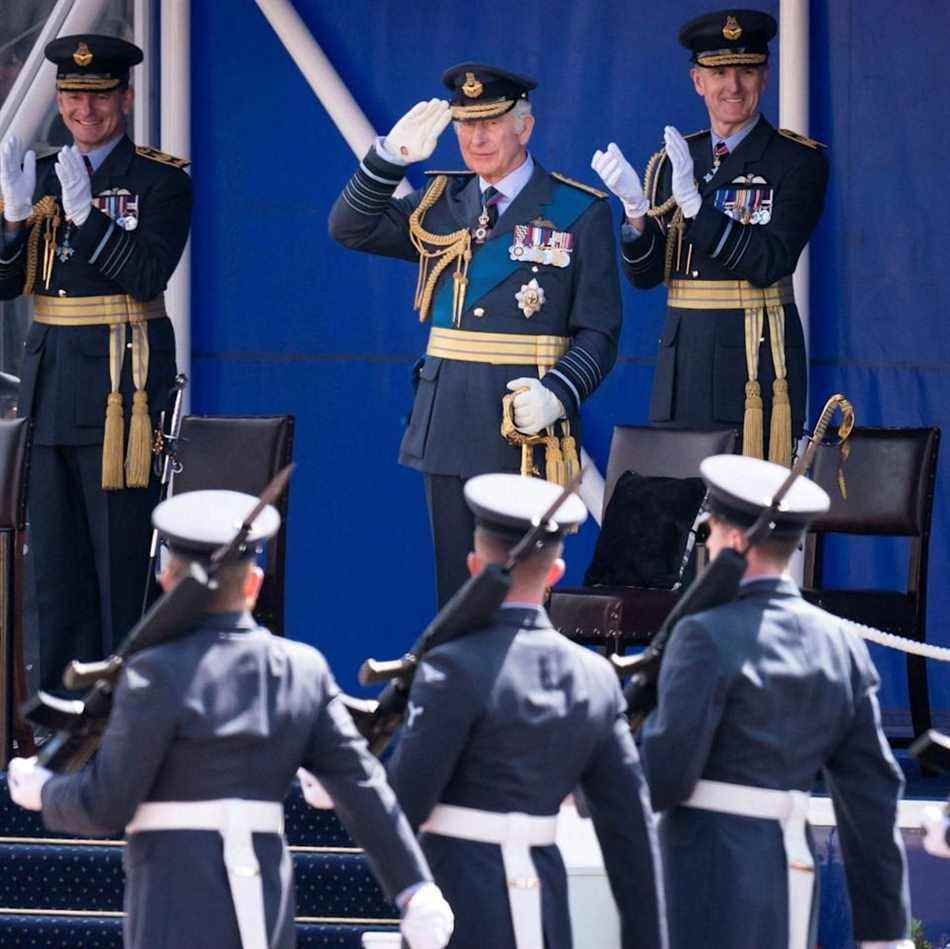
<box><xmin>0</xmin><ymin>136</ymin><xmax>36</xmax><ymax>223</ymax></box>
<box><xmin>383</xmin><ymin>99</ymin><xmax>451</xmax><ymax>165</ymax></box>
<box><xmin>506</xmin><ymin>378</ymin><xmax>565</xmax><ymax>435</ymax></box>
<box><xmin>664</xmin><ymin>126</ymin><xmax>702</xmax><ymax>219</ymax></box>
<box><xmin>54</xmin><ymin>145</ymin><xmax>92</xmax><ymax>226</ymax></box>
<box><xmin>297</xmin><ymin>767</ymin><xmax>334</xmax><ymax>810</ymax></box>
<box><xmin>591</xmin><ymin>142</ymin><xmax>648</xmax><ymax>220</ymax></box>
<box><xmin>921</xmin><ymin>803</ymin><xmax>950</xmax><ymax>858</ymax></box>
<box><xmin>400</xmin><ymin>882</ymin><xmax>454</xmax><ymax>949</ymax></box>
<box><xmin>8</xmin><ymin>756</ymin><xmax>52</xmax><ymax>811</ymax></box>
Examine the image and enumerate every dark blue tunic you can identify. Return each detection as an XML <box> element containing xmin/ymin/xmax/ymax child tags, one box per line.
<box><xmin>387</xmin><ymin>605</ymin><xmax>668</xmax><ymax>949</ymax></box>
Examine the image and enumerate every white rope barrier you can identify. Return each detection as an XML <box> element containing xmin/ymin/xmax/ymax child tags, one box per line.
<box><xmin>849</xmin><ymin>621</ymin><xmax>950</xmax><ymax>662</ymax></box>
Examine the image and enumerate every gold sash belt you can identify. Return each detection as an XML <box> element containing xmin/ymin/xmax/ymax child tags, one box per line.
<box><xmin>666</xmin><ymin>277</ymin><xmax>796</xmax><ymax>466</ymax></box>
<box><xmin>34</xmin><ymin>293</ymin><xmax>167</xmax><ymax>491</ymax></box>
<box><xmin>667</xmin><ymin>277</ymin><xmax>794</xmax><ymax>311</ymax></box>
<box><xmin>426</xmin><ymin>327</ymin><xmax>569</xmax><ymax>371</ymax></box>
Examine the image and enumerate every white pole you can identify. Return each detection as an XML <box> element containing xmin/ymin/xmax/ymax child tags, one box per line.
<box><xmin>779</xmin><ymin>0</ymin><xmax>810</xmax><ymax>583</ymax></box>
<box><xmin>133</xmin><ymin>0</ymin><xmax>153</xmax><ymax>146</ymax></box>
<box><xmin>253</xmin><ymin>0</ymin><xmax>412</xmax><ymax>197</ymax></box>
<box><xmin>0</xmin><ymin>0</ymin><xmax>115</xmax><ymax>146</ymax></box>
<box><xmin>161</xmin><ymin>0</ymin><xmax>191</xmax><ymax>403</ymax></box>
<box><xmin>779</xmin><ymin>0</ymin><xmax>810</xmax><ymax>362</ymax></box>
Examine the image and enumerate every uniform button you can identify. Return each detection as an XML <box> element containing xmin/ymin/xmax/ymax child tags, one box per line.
<box><xmin>127</xmin><ymin>342</ymin><xmax>133</xmax><ymax>349</ymax></box>
<box><xmin>473</xmin><ymin>307</ymin><xmax>485</xmax><ymax>317</ymax></box>
<box><xmin>691</xmin><ymin>270</ymin><xmax>699</xmax><ymax>277</ymax></box>
<box><xmin>531</xmin><ymin>266</ymin><xmax>539</xmax><ymax>273</ymax></box>
<box><xmin>58</xmin><ymin>289</ymin><xmax>67</xmax><ymax>297</ymax></box>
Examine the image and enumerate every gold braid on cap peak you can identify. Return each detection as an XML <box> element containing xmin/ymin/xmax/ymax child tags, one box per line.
<box><xmin>696</xmin><ymin>51</ymin><xmax>767</xmax><ymax>67</ymax></box>
<box><xmin>408</xmin><ymin>176</ymin><xmax>472</xmax><ymax>325</ymax></box>
<box><xmin>56</xmin><ymin>75</ymin><xmax>122</xmax><ymax>91</ymax></box>
<box><xmin>451</xmin><ymin>99</ymin><xmax>515</xmax><ymax>121</ymax></box>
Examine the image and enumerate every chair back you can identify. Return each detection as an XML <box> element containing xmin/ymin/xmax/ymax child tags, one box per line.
<box><xmin>603</xmin><ymin>426</ymin><xmax>737</xmax><ymax>519</ymax></box>
<box><xmin>171</xmin><ymin>416</ymin><xmax>295</xmax><ymax>636</ymax></box>
<box><xmin>802</xmin><ymin>426</ymin><xmax>941</xmax><ymax>742</ymax></box>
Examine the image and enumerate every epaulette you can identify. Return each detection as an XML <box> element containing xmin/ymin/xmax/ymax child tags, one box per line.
<box><xmin>551</xmin><ymin>172</ymin><xmax>606</xmax><ymax>199</ymax></box>
<box><xmin>135</xmin><ymin>145</ymin><xmax>191</xmax><ymax>168</ymax></box>
<box><xmin>424</xmin><ymin>170</ymin><xmax>475</xmax><ymax>177</ymax></box>
<box><xmin>778</xmin><ymin>129</ymin><xmax>827</xmax><ymax>150</ymax></box>
<box><xmin>684</xmin><ymin>128</ymin><xmax>710</xmax><ymax>141</ymax></box>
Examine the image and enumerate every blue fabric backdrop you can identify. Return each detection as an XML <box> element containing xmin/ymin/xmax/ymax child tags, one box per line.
<box><xmin>189</xmin><ymin>0</ymin><xmax>949</xmax><ymax>725</ymax></box>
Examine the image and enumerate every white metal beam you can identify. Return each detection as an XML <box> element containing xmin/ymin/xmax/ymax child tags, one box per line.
<box><xmin>160</xmin><ymin>0</ymin><xmax>191</xmax><ymax>399</ymax></box>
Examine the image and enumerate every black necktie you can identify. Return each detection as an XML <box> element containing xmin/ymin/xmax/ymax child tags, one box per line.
<box><xmin>82</xmin><ymin>154</ymin><xmax>94</xmax><ymax>177</ymax></box>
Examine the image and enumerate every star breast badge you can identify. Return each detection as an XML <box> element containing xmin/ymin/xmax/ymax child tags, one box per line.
<box><xmin>515</xmin><ymin>278</ymin><xmax>545</xmax><ymax>318</ymax></box>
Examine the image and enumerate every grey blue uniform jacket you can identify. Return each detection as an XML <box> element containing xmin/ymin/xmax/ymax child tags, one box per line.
<box><xmin>0</xmin><ymin>135</ymin><xmax>191</xmax><ymax>444</ymax></box>
<box><xmin>640</xmin><ymin>578</ymin><xmax>910</xmax><ymax>949</ymax></box>
<box><xmin>386</xmin><ymin>606</ymin><xmax>668</xmax><ymax>949</ymax></box>
<box><xmin>41</xmin><ymin>614</ymin><xmax>431</xmax><ymax>949</ymax></box>
<box><xmin>329</xmin><ymin>148</ymin><xmax>622</xmax><ymax>477</ymax></box>
<box><xmin>621</xmin><ymin>117</ymin><xmax>827</xmax><ymax>438</ymax></box>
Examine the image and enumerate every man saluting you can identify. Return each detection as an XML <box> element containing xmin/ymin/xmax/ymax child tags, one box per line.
<box><xmin>330</xmin><ymin>64</ymin><xmax>621</xmax><ymax>606</ymax></box>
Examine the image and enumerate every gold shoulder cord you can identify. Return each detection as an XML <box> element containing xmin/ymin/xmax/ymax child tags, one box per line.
<box><xmin>640</xmin><ymin>148</ymin><xmax>684</xmax><ymax>285</ymax></box>
<box><xmin>408</xmin><ymin>176</ymin><xmax>472</xmax><ymax>326</ymax></box>
<box><xmin>0</xmin><ymin>196</ymin><xmax>61</xmax><ymax>294</ymax></box>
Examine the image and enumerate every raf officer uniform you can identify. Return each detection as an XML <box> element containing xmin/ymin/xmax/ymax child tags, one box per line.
<box><xmin>640</xmin><ymin>456</ymin><xmax>911</xmax><ymax>949</ymax></box>
<box><xmin>34</xmin><ymin>490</ymin><xmax>436</xmax><ymax>949</ymax></box>
<box><xmin>330</xmin><ymin>65</ymin><xmax>622</xmax><ymax>605</ymax></box>
<box><xmin>0</xmin><ymin>36</ymin><xmax>192</xmax><ymax>690</ymax></box>
<box><xmin>386</xmin><ymin>474</ymin><xmax>668</xmax><ymax>949</ymax></box>
<box><xmin>618</xmin><ymin>12</ymin><xmax>827</xmax><ymax>464</ymax></box>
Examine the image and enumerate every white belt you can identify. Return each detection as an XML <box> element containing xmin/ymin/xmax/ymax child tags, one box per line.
<box><xmin>421</xmin><ymin>803</ymin><xmax>558</xmax><ymax>949</ymax></box>
<box><xmin>683</xmin><ymin>779</ymin><xmax>813</xmax><ymax>949</ymax></box>
<box><xmin>126</xmin><ymin>799</ymin><xmax>285</xmax><ymax>949</ymax></box>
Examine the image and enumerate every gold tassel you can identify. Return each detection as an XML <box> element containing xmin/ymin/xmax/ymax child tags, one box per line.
<box><xmin>101</xmin><ymin>392</ymin><xmax>125</xmax><ymax>490</ymax></box>
<box><xmin>561</xmin><ymin>434</ymin><xmax>580</xmax><ymax>484</ymax></box>
<box><xmin>768</xmin><ymin>378</ymin><xmax>792</xmax><ymax>467</ymax></box>
<box><xmin>742</xmin><ymin>380</ymin><xmax>764</xmax><ymax>459</ymax></box>
<box><xmin>544</xmin><ymin>437</ymin><xmax>566</xmax><ymax>487</ymax></box>
<box><xmin>125</xmin><ymin>389</ymin><xmax>152</xmax><ymax>488</ymax></box>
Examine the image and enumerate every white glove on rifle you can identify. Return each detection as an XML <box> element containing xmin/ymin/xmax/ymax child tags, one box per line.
<box><xmin>383</xmin><ymin>99</ymin><xmax>451</xmax><ymax>165</ymax></box>
<box><xmin>506</xmin><ymin>378</ymin><xmax>565</xmax><ymax>435</ymax></box>
<box><xmin>8</xmin><ymin>756</ymin><xmax>52</xmax><ymax>811</ymax></box>
<box><xmin>400</xmin><ymin>882</ymin><xmax>454</xmax><ymax>949</ymax></box>
<box><xmin>664</xmin><ymin>125</ymin><xmax>702</xmax><ymax>219</ymax></box>
<box><xmin>297</xmin><ymin>767</ymin><xmax>334</xmax><ymax>810</ymax></box>
<box><xmin>0</xmin><ymin>135</ymin><xmax>36</xmax><ymax>224</ymax></box>
<box><xmin>591</xmin><ymin>142</ymin><xmax>648</xmax><ymax>221</ymax></box>
<box><xmin>55</xmin><ymin>145</ymin><xmax>92</xmax><ymax>226</ymax></box>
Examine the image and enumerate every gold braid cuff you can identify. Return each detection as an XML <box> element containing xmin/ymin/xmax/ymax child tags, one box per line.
<box><xmin>408</xmin><ymin>176</ymin><xmax>472</xmax><ymax>325</ymax></box>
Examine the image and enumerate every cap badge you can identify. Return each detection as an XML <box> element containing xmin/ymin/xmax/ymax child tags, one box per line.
<box><xmin>73</xmin><ymin>41</ymin><xmax>93</xmax><ymax>67</ymax></box>
<box><xmin>722</xmin><ymin>16</ymin><xmax>743</xmax><ymax>41</ymax></box>
<box><xmin>462</xmin><ymin>72</ymin><xmax>483</xmax><ymax>99</ymax></box>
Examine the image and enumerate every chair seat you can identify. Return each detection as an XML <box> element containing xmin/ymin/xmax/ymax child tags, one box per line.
<box><xmin>549</xmin><ymin>586</ymin><xmax>680</xmax><ymax>645</ymax></box>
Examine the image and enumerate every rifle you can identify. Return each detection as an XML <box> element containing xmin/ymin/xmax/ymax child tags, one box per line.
<box><xmin>611</xmin><ymin>394</ymin><xmax>855</xmax><ymax>732</ymax></box>
<box><xmin>141</xmin><ymin>372</ymin><xmax>188</xmax><ymax>615</ymax></box>
<box><xmin>22</xmin><ymin>464</ymin><xmax>294</xmax><ymax>772</ymax></box>
<box><xmin>345</xmin><ymin>471</ymin><xmax>584</xmax><ymax>756</ymax></box>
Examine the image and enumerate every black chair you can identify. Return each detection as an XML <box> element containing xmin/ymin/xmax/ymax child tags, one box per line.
<box><xmin>0</xmin><ymin>417</ymin><xmax>32</xmax><ymax>764</ymax></box>
<box><xmin>171</xmin><ymin>415</ymin><xmax>294</xmax><ymax>636</ymax></box>
<box><xmin>801</xmin><ymin>426</ymin><xmax>940</xmax><ymax>743</ymax></box>
<box><xmin>549</xmin><ymin>425</ymin><xmax>736</xmax><ymax>655</ymax></box>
